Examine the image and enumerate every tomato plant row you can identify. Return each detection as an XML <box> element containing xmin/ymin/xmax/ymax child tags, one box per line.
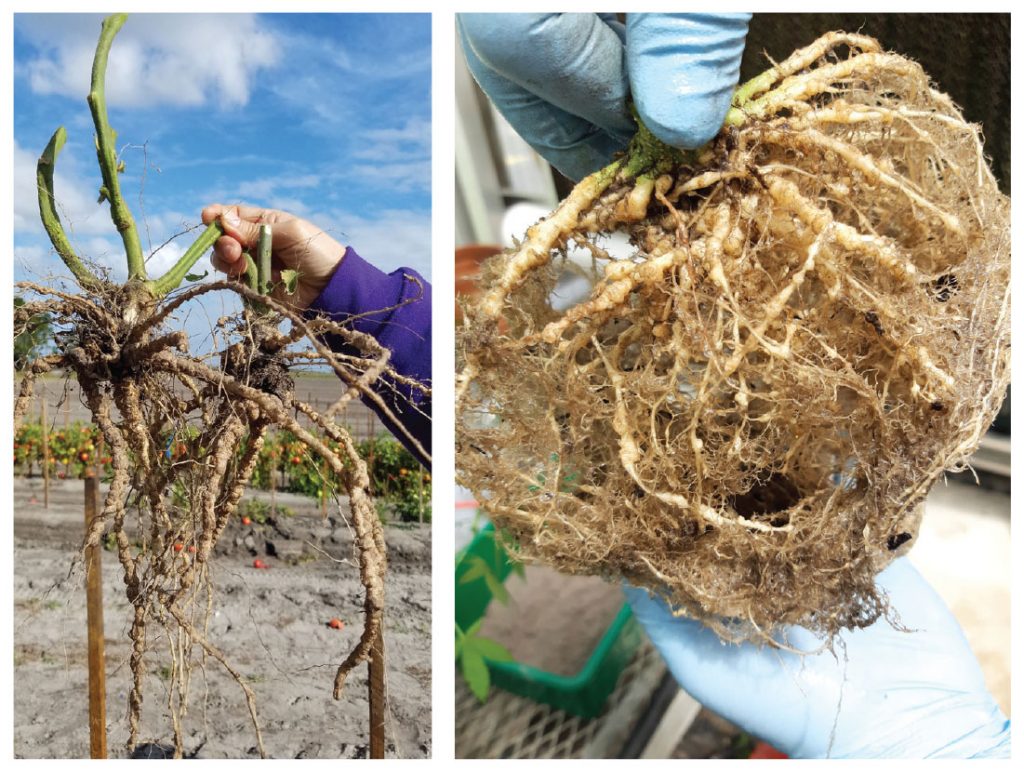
<box><xmin>15</xmin><ymin>419</ymin><xmax>430</xmax><ymax>522</ymax></box>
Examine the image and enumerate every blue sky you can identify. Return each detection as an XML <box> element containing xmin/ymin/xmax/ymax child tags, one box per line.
<box><xmin>13</xmin><ymin>12</ymin><xmax>431</xmax><ymax>335</ymax></box>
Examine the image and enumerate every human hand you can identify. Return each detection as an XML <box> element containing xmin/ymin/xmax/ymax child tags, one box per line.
<box><xmin>625</xmin><ymin>558</ymin><xmax>1010</xmax><ymax>758</ymax></box>
<box><xmin>201</xmin><ymin>204</ymin><xmax>347</xmax><ymax>310</ymax></box>
<box><xmin>457</xmin><ymin>13</ymin><xmax>750</xmax><ymax>181</ymax></box>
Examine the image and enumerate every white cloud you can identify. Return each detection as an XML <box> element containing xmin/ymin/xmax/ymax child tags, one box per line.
<box><xmin>318</xmin><ymin>208</ymin><xmax>431</xmax><ymax>280</ymax></box>
<box><xmin>18</xmin><ymin>14</ymin><xmax>279</xmax><ymax>109</ymax></box>
<box><xmin>236</xmin><ymin>174</ymin><xmax>322</xmax><ymax>201</ymax></box>
<box><xmin>346</xmin><ymin>119</ymin><xmax>431</xmax><ymax>194</ymax></box>
<box><xmin>348</xmin><ymin>160</ymin><xmax>431</xmax><ymax>195</ymax></box>
<box><xmin>143</xmin><ymin>239</ymin><xmax>186</xmax><ymax>280</ymax></box>
<box><xmin>354</xmin><ymin>120</ymin><xmax>431</xmax><ymax>162</ymax></box>
<box><xmin>13</xmin><ymin>243</ymin><xmax>50</xmax><ymax>274</ymax></box>
<box><xmin>14</xmin><ymin>138</ymin><xmax>110</xmax><ymax>238</ymax></box>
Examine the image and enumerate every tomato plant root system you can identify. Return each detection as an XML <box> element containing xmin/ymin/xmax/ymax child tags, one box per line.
<box><xmin>456</xmin><ymin>33</ymin><xmax>1009</xmax><ymax>646</ymax></box>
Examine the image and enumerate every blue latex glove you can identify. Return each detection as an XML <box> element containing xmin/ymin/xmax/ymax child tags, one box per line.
<box><xmin>457</xmin><ymin>13</ymin><xmax>750</xmax><ymax>181</ymax></box>
<box><xmin>626</xmin><ymin>558</ymin><xmax>1011</xmax><ymax>758</ymax></box>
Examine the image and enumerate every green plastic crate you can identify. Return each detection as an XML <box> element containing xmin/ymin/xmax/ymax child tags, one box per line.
<box><xmin>456</xmin><ymin>523</ymin><xmax>642</xmax><ymax>719</ymax></box>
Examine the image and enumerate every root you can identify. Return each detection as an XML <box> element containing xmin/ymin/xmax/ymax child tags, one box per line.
<box><xmin>16</xmin><ymin>264</ymin><xmax>422</xmax><ymax>756</ymax></box>
<box><xmin>14</xmin><ymin>354</ymin><xmax>64</xmax><ymax>427</ymax></box>
<box><xmin>456</xmin><ymin>32</ymin><xmax>1010</xmax><ymax>645</ymax></box>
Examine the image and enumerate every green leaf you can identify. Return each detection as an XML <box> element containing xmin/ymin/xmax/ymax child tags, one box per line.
<box><xmin>464</xmin><ymin>618</ymin><xmax>483</xmax><ymax>638</ymax></box>
<box><xmin>280</xmin><ymin>268</ymin><xmax>300</xmax><ymax>295</ymax></box>
<box><xmin>460</xmin><ymin>648</ymin><xmax>490</xmax><ymax>702</ymax></box>
<box><xmin>458</xmin><ymin>555</ymin><xmax>489</xmax><ymax>585</ymax></box>
<box><xmin>484</xmin><ymin>572</ymin><xmax>509</xmax><ymax>605</ymax></box>
<box><xmin>471</xmin><ymin>636</ymin><xmax>514</xmax><ymax>663</ymax></box>
<box><xmin>184</xmin><ymin>270</ymin><xmax>208</xmax><ymax>282</ymax></box>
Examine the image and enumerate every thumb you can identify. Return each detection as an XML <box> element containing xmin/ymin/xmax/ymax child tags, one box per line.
<box><xmin>218</xmin><ymin>206</ymin><xmax>264</xmax><ymax>249</ymax></box>
<box><xmin>627</xmin><ymin>13</ymin><xmax>750</xmax><ymax>149</ymax></box>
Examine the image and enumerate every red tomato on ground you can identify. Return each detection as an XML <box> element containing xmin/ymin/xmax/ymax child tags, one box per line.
<box><xmin>327</xmin><ymin>618</ymin><xmax>344</xmax><ymax>630</ymax></box>
<box><xmin>173</xmin><ymin>543</ymin><xmax>184</xmax><ymax>553</ymax></box>
<box><xmin>253</xmin><ymin>558</ymin><xmax>268</xmax><ymax>569</ymax></box>
<box><xmin>241</xmin><ymin>516</ymin><xmax>252</xmax><ymax>526</ymax></box>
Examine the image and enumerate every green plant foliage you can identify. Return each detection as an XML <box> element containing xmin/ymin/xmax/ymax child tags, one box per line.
<box><xmin>14</xmin><ymin>417</ymin><xmax>431</xmax><ymax>522</ymax></box>
<box><xmin>14</xmin><ymin>420</ymin><xmax>110</xmax><ymax>479</ymax></box>
<box><xmin>237</xmin><ymin>498</ymin><xmax>293</xmax><ymax>524</ymax></box>
<box><xmin>456</xmin><ymin>619</ymin><xmax>513</xmax><ymax>702</ymax></box>
<box><xmin>13</xmin><ymin>297</ymin><xmax>53</xmax><ymax>370</ymax></box>
<box><xmin>458</xmin><ymin>555</ymin><xmax>510</xmax><ymax>605</ymax></box>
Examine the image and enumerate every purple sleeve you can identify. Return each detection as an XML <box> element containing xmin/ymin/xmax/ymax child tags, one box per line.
<box><xmin>305</xmin><ymin>247</ymin><xmax>431</xmax><ymax>468</ymax></box>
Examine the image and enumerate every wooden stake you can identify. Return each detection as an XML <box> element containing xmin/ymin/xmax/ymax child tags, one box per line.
<box><xmin>366</xmin><ymin>412</ymin><xmax>375</xmax><ymax>474</ymax></box>
<box><xmin>417</xmin><ymin>468</ymin><xmax>424</xmax><ymax>525</ymax></box>
<box><xmin>321</xmin><ymin>463</ymin><xmax>328</xmax><ymax>519</ymax></box>
<box><xmin>41</xmin><ymin>399</ymin><xmax>50</xmax><ymax>509</ymax></box>
<box><xmin>368</xmin><ymin>631</ymin><xmax>386</xmax><ymax>759</ymax></box>
<box><xmin>270</xmin><ymin>453</ymin><xmax>277</xmax><ymax>511</ymax></box>
<box><xmin>84</xmin><ymin>475</ymin><xmax>108</xmax><ymax>759</ymax></box>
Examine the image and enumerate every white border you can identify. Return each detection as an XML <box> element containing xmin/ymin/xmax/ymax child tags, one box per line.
<box><xmin>3</xmin><ymin>2</ymin><xmax>1019</xmax><ymax>768</ymax></box>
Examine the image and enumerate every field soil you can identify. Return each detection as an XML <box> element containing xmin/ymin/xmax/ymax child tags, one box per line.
<box><xmin>13</xmin><ymin>477</ymin><xmax>431</xmax><ymax>759</ymax></box>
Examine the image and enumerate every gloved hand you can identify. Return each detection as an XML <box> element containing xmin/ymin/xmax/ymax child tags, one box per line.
<box><xmin>625</xmin><ymin>558</ymin><xmax>1010</xmax><ymax>758</ymax></box>
<box><xmin>457</xmin><ymin>13</ymin><xmax>750</xmax><ymax>181</ymax></box>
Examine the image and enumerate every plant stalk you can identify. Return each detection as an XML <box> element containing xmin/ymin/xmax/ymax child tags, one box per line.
<box><xmin>241</xmin><ymin>224</ymin><xmax>273</xmax><ymax>314</ymax></box>
<box><xmin>257</xmin><ymin>224</ymin><xmax>273</xmax><ymax>297</ymax></box>
<box><xmin>87</xmin><ymin>13</ymin><xmax>146</xmax><ymax>282</ymax></box>
<box><xmin>147</xmin><ymin>222</ymin><xmax>223</xmax><ymax>298</ymax></box>
<box><xmin>36</xmin><ymin>127</ymin><xmax>102</xmax><ymax>290</ymax></box>
<box><xmin>242</xmin><ymin>253</ymin><xmax>259</xmax><ymax>294</ymax></box>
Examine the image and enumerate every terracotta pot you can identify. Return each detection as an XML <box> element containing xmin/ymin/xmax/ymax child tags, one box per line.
<box><xmin>455</xmin><ymin>244</ymin><xmax>501</xmax><ymax>324</ymax></box>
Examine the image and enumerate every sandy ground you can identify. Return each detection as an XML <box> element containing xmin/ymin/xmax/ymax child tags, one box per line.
<box><xmin>13</xmin><ymin>477</ymin><xmax>431</xmax><ymax>759</ymax></box>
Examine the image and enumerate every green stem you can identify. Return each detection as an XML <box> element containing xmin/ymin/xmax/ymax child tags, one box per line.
<box><xmin>36</xmin><ymin>127</ymin><xmax>102</xmax><ymax>291</ymax></box>
<box><xmin>242</xmin><ymin>252</ymin><xmax>259</xmax><ymax>294</ymax></box>
<box><xmin>257</xmin><ymin>224</ymin><xmax>273</xmax><ymax>297</ymax></box>
<box><xmin>724</xmin><ymin>59</ymin><xmax>793</xmax><ymax>128</ymax></box>
<box><xmin>87</xmin><ymin>13</ymin><xmax>145</xmax><ymax>281</ymax></box>
<box><xmin>579</xmin><ymin>69</ymin><xmax>785</xmax><ymax>210</ymax></box>
<box><xmin>623</xmin><ymin>111</ymin><xmax>693</xmax><ymax>179</ymax></box>
<box><xmin>731</xmin><ymin>66</ymin><xmax>781</xmax><ymax>112</ymax></box>
<box><xmin>147</xmin><ymin>222</ymin><xmax>223</xmax><ymax>297</ymax></box>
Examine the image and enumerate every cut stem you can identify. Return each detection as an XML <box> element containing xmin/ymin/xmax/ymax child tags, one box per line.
<box><xmin>242</xmin><ymin>253</ymin><xmax>259</xmax><ymax>294</ymax></box>
<box><xmin>148</xmin><ymin>222</ymin><xmax>223</xmax><ymax>298</ymax></box>
<box><xmin>36</xmin><ymin>127</ymin><xmax>102</xmax><ymax>290</ymax></box>
<box><xmin>87</xmin><ymin>13</ymin><xmax>145</xmax><ymax>281</ymax></box>
<box><xmin>241</xmin><ymin>225</ymin><xmax>273</xmax><ymax>315</ymax></box>
<box><xmin>257</xmin><ymin>224</ymin><xmax>273</xmax><ymax>297</ymax></box>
